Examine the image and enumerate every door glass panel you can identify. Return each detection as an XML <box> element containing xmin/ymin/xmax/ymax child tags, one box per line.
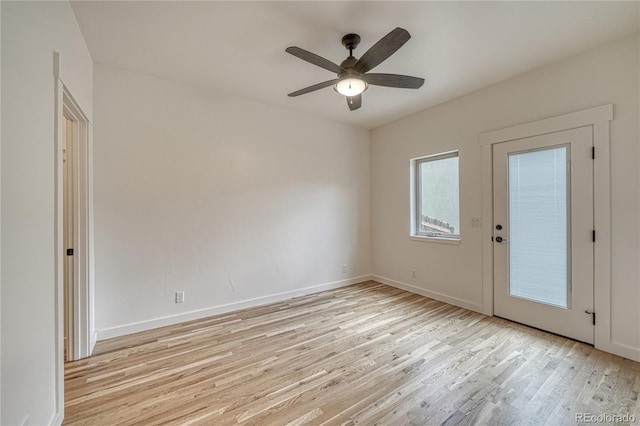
<box><xmin>508</xmin><ymin>146</ymin><xmax>569</xmax><ymax>307</ymax></box>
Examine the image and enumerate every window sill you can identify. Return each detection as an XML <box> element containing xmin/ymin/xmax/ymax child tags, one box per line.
<box><xmin>410</xmin><ymin>235</ymin><xmax>461</xmax><ymax>245</ymax></box>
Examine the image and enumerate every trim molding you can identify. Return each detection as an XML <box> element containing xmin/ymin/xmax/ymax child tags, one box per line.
<box><xmin>50</xmin><ymin>411</ymin><xmax>63</xmax><ymax>426</ymax></box>
<box><xmin>62</xmin><ymin>86</ymin><xmax>93</xmax><ymax>361</ymax></box>
<box><xmin>609</xmin><ymin>341</ymin><xmax>640</xmax><ymax>362</ymax></box>
<box><xmin>479</xmin><ymin>104</ymin><xmax>613</xmax><ymax>146</ymax></box>
<box><xmin>372</xmin><ymin>274</ymin><xmax>485</xmax><ymax>314</ymax></box>
<box><xmin>53</xmin><ymin>54</ymin><xmax>65</xmax><ymax>426</ymax></box>
<box><xmin>97</xmin><ymin>275</ymin><xmax>372</xmax><ymax>340</ymax></box>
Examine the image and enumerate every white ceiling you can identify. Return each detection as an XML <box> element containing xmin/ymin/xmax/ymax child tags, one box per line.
<box><xmin>71</xmin><ymin>1</ymin><xmax>639</xmax><ymax>129</ymax></box>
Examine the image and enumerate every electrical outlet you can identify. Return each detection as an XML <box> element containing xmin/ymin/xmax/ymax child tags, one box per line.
<box><xmin>342</xmin><ymin>264</ymin><xmax>348</xmax><ymax>274</ymax></box>
<box><xmin>411</xmin><ymin>270</ymin><xmax>417</xmax><ymax>279</ymax></box>
<box><xmin>175</xmin><ymin>291</ymin><xmax>185</xmax><ymax>303</ymax></box>
<box><xmin>471</xmin><ymin>217</ymin><xmax>481</xmax><ymax>228</ymax></box>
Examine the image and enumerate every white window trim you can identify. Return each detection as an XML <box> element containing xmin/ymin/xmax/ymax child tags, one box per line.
<box><xmin>410</xmin><ymin>150</ymin><xmax>461</xmax><ymax>242</ymax></box>
<box><xmin>410</xmin><ymin>235</ymin><xmax>462</xmax><ymax>245</ymax></box>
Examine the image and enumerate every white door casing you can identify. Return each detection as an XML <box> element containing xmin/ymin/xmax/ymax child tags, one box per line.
<box><xmin>478</xmin><ymin>104</ymin><xmax>637</xmax><ymax>360</ymax></box>
<box><xmin>54</xmin><ymin>51</ymin><xmax>96</xmax><ymax>423</ymax></box>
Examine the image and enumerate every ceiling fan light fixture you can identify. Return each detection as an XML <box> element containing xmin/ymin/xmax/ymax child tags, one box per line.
<box><xmin>334</xmin><ymin>75</ymin><xmax>367</xmax><ymax>96</ymax></box>
<box><xmin>286</xmin><ymin>28</ymin><xmax>422</xmax><ymax>110</ymax></box>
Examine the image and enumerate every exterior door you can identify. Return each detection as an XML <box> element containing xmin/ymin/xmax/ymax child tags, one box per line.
<box><xmin>493</xmin><ymin>126</ymin><xmax>594</xmax><ymax>344</ymax></box>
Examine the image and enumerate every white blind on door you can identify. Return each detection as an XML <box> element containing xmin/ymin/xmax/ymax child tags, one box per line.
<box><xmin>508</xmin><ymin>146</ymin><xmax>569</xmax><ymax>308</ymax></box>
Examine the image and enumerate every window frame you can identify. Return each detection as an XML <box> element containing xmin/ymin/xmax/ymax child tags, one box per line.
<box><xmin>411</xmin><ymin>150</ymin><xmax>461</xmax><ymax>243</ymax></box>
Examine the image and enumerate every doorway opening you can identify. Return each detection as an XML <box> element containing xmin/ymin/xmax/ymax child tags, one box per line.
<box><xmin>58</xmin><ymin>88</ymin><xmax>94</xmax><ymax>363</ymax></box>
<box><xmin>53</xmin><ymin>52</ymin><xmax>96</xmax><ymax>422</ymax></box>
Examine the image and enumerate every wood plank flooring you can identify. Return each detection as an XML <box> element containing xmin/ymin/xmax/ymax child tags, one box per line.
<box><xmin>64</xmin><ymin>281</ymin><xmax>640</xmax><ymax>425</ymax></box>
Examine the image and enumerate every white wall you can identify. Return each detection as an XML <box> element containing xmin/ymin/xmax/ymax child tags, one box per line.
<box><xmin>371</xmin><ymin>35</ymin><xmax>639</xmax><ymax>359</ymax></box>
<box><xmin>0</xmin><ymin>3</ymin><xmax>3</xmax><ymax>423</ymax></box>
<box><xmin>93</xmin><ymin>65</ymin><xmax>370</xmax><ymax>338</ymax></box>
<box><xmin>1</xmin><ymin>2</ymin><xmax>93</xmax><ymax>425</ymax></box>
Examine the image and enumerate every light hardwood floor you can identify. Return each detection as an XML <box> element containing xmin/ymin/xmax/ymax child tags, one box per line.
<box><xmin>64</xmin><ymin>281</ymin><xmax>640</xmax><ymax>425</ymax></box>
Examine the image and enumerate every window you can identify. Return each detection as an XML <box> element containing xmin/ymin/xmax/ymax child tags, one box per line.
<box><xmin>412</xmin><ymin>151</ymin><xmax>460</xmax><ymax>240</ymax></box>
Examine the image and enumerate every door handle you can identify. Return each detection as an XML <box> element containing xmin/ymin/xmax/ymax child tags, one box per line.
<box><xmin>585</xmin><ymin>310</ymin><xmax>596</xmax><ymax>325</ymax></box>
<box><xmin>495</xmin><ymin>236</ymin><xmax>506</xmax><ymax>243</ymax></box>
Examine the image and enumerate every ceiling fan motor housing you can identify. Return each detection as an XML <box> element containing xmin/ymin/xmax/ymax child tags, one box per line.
<box><xmin>341</xmin><ymin>33</ymin><xmax>361</xmax><ymax>52</ymax></box>
<box><xmin>339</xmin><ymin>56</ymin><xmax>359</xmax><ymax>73</ymax></box>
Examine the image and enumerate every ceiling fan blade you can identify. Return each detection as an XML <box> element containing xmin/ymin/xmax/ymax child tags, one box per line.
<box><xmin>286</xmin><ymin>47</ymin><xmax>344</xmax><ymax>75</ymax></box>
<box><xmin>354</xmin><ymin>28</ymin><xmax>411</xmax><ymax>74</ymax></box>
<box><xmin>288</xmin><ymin>79</ymin><xmax>339</xmax><ymax>97</ymax></box>
<box><xmin>365</xmin><ymin>73</ymin><xmax>425</xmax><ymax>89</ymax></box>
<box><xmin>347</xmin><ymin>94</ymin><xmax>362</xmax><ymax>111</ymax></box>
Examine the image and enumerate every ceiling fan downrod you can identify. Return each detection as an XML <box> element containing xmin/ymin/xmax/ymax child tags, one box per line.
<box><xmin>342</xmin><ymin>33</ymin><xmax>361</xmax><ymax>58</ymax></box>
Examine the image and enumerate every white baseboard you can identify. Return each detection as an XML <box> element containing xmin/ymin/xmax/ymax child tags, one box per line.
<box><xmin>50</xmin><ymin>410</ymin><xmax>63</xmax><ymax>426</ymax></box>
<box><xmin>97</xmin><ymin>275</ymin><xmax>372</xmax><ymax>341</ymax></box>
<box><xmin>371</xmin><ymin>274</ymin><xmax>486</xmax><ymax>314</ymax></box>
<box><xmin>373</xmin><ymin>276</ymin><xmax>640</xmax><ymax>362</ymax></box>
<box><xmin>92</xmin><ymin>273</ymin><xmax>640</xmax><ymax>363</ymax></box>
<box><xmin>603</xmin><ymin>341</ymin><xmax>640</xmax><ymax>362</ymax></box>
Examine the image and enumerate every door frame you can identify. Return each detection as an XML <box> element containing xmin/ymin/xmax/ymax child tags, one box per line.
<box><xmin>478</xmin><ymin>104</ymin><xmax>614</xmax><ymax>354</ymax></box>
<box><xmin>62</xmin><ymin>95</ymin><xmax>91</xmax><ymax>362</ymax></box>
<box><xmin>53</xmin><ymin>51</ymin><xmax>95</xmax><ymax>422</ymax></box>
<box><xmin>63</xmin><ymin>111</ymin><xmax>77</xmax><ymax>361</ymax></box>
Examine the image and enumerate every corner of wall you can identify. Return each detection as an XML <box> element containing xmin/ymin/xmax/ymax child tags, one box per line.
<box><xmin>371</xmin><ymin>274</ymin><xmax>485</xmax><ymax>314</ymax></box>
<box><xmin>368</xmin><ymin>127</ymin><xmax>374</xmax><ymax>277</ymax></box>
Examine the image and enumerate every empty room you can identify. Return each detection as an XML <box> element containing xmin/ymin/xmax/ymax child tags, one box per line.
<box><xmin>1</xmin><ymin>1</ymin><xmax>640</xmax><ymax>425</ymax></box>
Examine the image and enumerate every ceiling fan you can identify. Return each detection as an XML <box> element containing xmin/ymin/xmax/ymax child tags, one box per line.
<box><xmin>286</xmin><ymin>27</ymin><xmax>424</xmax><ymax>111</ymax></box>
